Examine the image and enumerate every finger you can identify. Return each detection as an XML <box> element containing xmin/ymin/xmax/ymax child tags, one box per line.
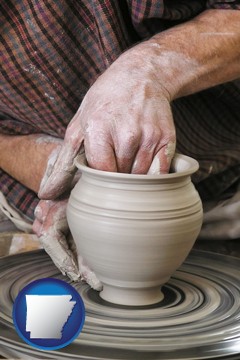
<box><xmin>148</xmin><ymin>141</ymin><xmax>176</xmax><ymax>175</ymax></box>
<box><xmin>38</xmin><ymin>114</ymin><xmax>84</xmax><ymax>199</ymax></box>
<box><xmin>33</xmin><ymin>201</ymin><xmax>54</xmax><ymax>236</ymax></box>
<box><xmin>32</xmin><ymin>218</ymin><xmax>42</xmax><ymax>237</ymax></box>
<box><xmin>84</xmin><ymin>119</ymin><xmax>142</xmax><ymax>173</ymax></box>
<box><xmin>84</xmin><ymin>134</ymin><xmax>118</xmax><ymax>172</ymax></box>
<box><xmin>131</xmin><ymin>147</ymin><xmax>156</xmax><ymax>174</ymax></box>
<box><xmin>34</xmin><ymin>200</ymin><xmax>54</xmax><ymax>223</ymax></box>
<box><xmin>114</xmin><ymin>129</ymin><xmax>141</xmax><ymax>173</ymax></box>
<box><xmin>131</xmin><ymin>124</ymin><xmax>161</xmax><ymax>174</ymax></box>
<box><xmin>37</xmin><ymin>204</ymin><xmax>80</xmax><ymax>281</ymax></box>
<box><xmin>78</xmin><ymin>255</ymin><xmax>103</xmax><ymax>291</ymax></box>
<box><xmin>40</xmin><ymin>227</ymin><xmax>80</xmax><ymax>281</ymax></box>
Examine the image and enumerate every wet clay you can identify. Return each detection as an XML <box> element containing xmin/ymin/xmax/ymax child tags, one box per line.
<box><xmin>67</xmin><ymin>154</ymin><xmax>203</xmax><ymax>306</ymax></box>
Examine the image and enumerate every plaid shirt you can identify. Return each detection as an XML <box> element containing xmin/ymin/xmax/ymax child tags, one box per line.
<box><xmin>1</xmin><ymin>0</ymin><xmax>240</xmax><ymax>220</ymax></box>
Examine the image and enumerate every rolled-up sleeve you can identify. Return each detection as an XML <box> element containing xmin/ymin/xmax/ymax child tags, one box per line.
<box><xmin>207</xmin><ymin>0</ymin><xmax>240</xmax><ymax>9</ymax></box>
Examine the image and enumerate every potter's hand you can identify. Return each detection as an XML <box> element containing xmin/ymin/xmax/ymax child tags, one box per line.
<box><xmin>38</xmin><ymin>47</ymin><xmax>176</xmax><ymax>200</ymax></box>
<box><xmin>77</xmin><ymin>54</ymin><xmax>176</xmax><ymax>176</ymax></box>
<box><xmin>33</xmin><ymin>199</ymin><xmax>102</xmax><ymax>290</ymax></box>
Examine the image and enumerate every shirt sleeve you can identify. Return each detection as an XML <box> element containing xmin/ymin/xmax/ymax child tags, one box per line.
<box><xmin>0</xmin><ymin>114</ymin><xmax>40</xmax><ymax>135</ymax></box>
<box><xmin>0</xmin><ymin>169</ymin><xmax>39</xmax><ymax>221</ymax></box>
<box><xmin>207</xmin><ymin>0</ymin><xmax>240</xmax><ymax>9</ymax></box>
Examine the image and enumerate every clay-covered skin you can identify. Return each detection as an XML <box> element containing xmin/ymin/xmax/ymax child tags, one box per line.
<box><xmin>33</xmin><ymin>197</ymin><xmax>102</xmax><ymax>290</ymax></box>
<box><xmin>67</xmin><ymin>154</ymin><xmax>203</xmax><ymax>306</ymax></box>
<box><xmin>39</xmin><ymin>9</ymin><xmax>240</xmax><ymax>200</ymax></box>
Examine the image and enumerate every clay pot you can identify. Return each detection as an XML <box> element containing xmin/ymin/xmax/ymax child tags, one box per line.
<box><xmin>67</xmin><ymin>154</ymin><xmax>203</xmax><ymax>306</ymax></box>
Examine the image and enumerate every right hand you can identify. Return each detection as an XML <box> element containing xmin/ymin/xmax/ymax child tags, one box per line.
<box><xmin>38</xmin><ymin>43</ymin><xmax>176</xmax><ymax>200</ymax></box>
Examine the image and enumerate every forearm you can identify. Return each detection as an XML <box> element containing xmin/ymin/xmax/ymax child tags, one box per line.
<box><xmin>153</xmin><ymin>9</ymin><xmax>240</xmax><ymax>98</ymax></box>
<box><xmin>119</xmin><ymin>9</ymin><xmax>240</xmax><ymax>100</ymax></box>
<box><xmin>0</xmin><ymin>133</ymin><xmax>62</xmax><ymax>193</ymax></box>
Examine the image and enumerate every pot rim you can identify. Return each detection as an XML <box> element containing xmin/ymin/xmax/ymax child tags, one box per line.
<box><xmin>74</xmin><ymin>153</ymin><xmax>199</xmax><ymax>180</ymax></box>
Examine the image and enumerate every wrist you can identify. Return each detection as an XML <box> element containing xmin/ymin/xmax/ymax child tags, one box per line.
<box><xmin>117</xmin><ymin>41</ymin><xmax>194</xmax><ymax>101</ymax></box>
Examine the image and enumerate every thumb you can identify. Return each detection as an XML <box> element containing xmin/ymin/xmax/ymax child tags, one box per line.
<box><xmin>38</xmin><ymin>114</ymin><xmax>84</xmax><ymax>199</ymax></box>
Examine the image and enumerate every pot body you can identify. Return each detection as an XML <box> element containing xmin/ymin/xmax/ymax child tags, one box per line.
<box><xmin>67</xmin><ymin>154</ymin><xmax>203</xmax><ymax>306</ymax></box>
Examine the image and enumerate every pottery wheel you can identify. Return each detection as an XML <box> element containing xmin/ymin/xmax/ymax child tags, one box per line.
<box><xmin>0</xmin><ymin>250</ymin><xmax>240</xmax><ymax>359</ymax></box>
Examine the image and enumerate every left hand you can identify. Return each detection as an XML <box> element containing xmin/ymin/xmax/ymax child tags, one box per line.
<box><xmin>33</xmin><ymin>198</ymin><xmax>102</xmax><ymax>290</ymax></box>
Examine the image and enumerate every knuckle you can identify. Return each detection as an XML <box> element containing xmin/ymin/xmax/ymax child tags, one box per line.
<box><xmin>121</xmin><ymin>129</ymin><xmax>140</xmax><ymax>145</ymax></box>
<box><xmin>161</xmin><ymin>133</ymin><xmax>176</xmax><ymax>148</ymax></box>
<box><xmin>165</xmin><ymin>128</ymin><xmax>176</xmax><ymax>142</ymax></box>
